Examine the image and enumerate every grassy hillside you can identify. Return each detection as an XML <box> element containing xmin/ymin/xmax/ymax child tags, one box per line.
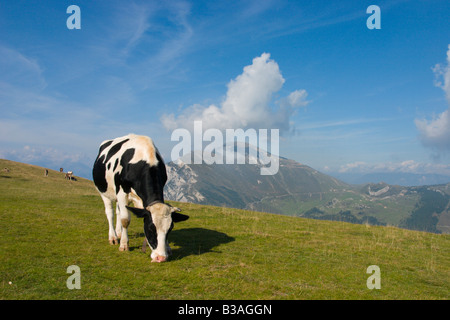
<box><xmin>0</xmin><ymin>158</ymin><xmax>449</xmax><ymax>299</ymax></box>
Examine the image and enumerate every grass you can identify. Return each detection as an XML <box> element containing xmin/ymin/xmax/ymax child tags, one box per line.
<box><xmin>0</xmin><ymin>158</ymin><xmax>449</xmax><ymax>299</ymax></box>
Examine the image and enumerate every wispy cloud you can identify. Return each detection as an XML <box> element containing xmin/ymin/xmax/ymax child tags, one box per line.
<box><xmin>96</xmin><ymin>0</ymin><xmax>195</xmax><ymax>90</ymax></box>
<box><xmin>301</xmin><ymin>118</ymin><xmax>393</xmax><ymax>130</ymax></box>
<box><xmin>90</xmin><ymin>1</ymin><xmax>155</xmax><ymax>61</ymax></box>
<box><xmin>121</xmin><ymin>3</ymin><xmax>152</xmax><ymax>54</ymax></box>
<box><xmin>0</xmin><ymin>45</ymin><xmax>46</xmax><ymax>90</ymax></box>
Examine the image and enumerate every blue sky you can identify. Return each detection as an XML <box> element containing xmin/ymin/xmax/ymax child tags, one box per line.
<box><xmin>1</xmin><ymin>0</ymin><xmax>450</xmax><ymax>180</ymax></box>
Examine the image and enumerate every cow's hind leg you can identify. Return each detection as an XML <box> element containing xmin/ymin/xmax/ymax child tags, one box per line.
<box><xmin>101</xmin><ymin>195</ymin><xmax>119</xmax><ymax>245</ymax></box>
<box><xmin>115</xmin><ymin>202</ymin><xmax>123</xmax><ymax>242</ymax></box>
<box><xmin>117</xmin><ymin>191</ymin><xmax>130</xmax><ymax>251</ymax></box>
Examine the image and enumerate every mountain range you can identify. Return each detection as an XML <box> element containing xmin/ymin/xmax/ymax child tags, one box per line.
<box><xmin>164</xmin><ymin>145</ymin><xmax>450</xmax><ymax>234</ymax></box>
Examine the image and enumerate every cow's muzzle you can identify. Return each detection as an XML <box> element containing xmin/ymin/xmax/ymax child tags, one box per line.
<box><xmin>151</xmin><ymin>255</ymin><xmax>167</xmax><ymax>263</ymax></box>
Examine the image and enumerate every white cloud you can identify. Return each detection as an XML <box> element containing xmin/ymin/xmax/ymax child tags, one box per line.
<box><xmin>338</xmin><ymin>161</ymin><xmax>368</xmax><ymax>173</ymax></box>
<box><xmin>161</xmin><ymin>53</ymin><xmax>309</xmax><ymax>133</ymax></box>
<box><xmin>415</xmin><ymin>110</ymin><xmax>450</xmax><ymax>150</ymax></box>
<box><xmin>415</xmin><ymin>44</ymin><xmax>450</xmax><ymax>151</ymax></box>
<box><xmin>283</xmin><ymin>89</ymin><xmax>309</xmax><ymax>108</ymax></box>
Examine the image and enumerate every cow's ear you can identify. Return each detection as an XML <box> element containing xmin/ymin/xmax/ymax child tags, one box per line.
<box><xmin>126</xmin><ymin>206</ymin><xmax>150</xmax><ymax>218</ymax></box>
<box><xmin>169</xmin><ymin>205</ymin><xmax>181</xmax><ymax>213</ymax></box>
<box><xmin>172</xmin><ymin>212</ymin><xmax>189</xmax><ymax>222</ymax></box>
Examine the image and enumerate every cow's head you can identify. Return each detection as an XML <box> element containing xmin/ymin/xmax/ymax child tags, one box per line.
<box><xmin>127</xmin><ymin>203</ymin><xmax>189</xmax><ymax>262</ymax></box>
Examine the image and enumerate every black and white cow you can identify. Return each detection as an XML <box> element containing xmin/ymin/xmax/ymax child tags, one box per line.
<box><xmin>92</xmin><ymin>134</ymin><xmax>189</xmax><ymax>263</ymax></box>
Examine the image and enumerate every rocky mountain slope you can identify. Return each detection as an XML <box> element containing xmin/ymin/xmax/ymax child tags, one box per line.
<box><xmin>164</xmin><ymin>147</ymin><xmax>450</xmax><ymax>234</ymax></box>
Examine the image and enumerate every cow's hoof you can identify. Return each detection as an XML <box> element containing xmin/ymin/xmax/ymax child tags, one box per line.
<box><xmin>119</xmin><ymin>245</ymin><xmax>129</xmax><ymax>251</ymax></box>
<box><xmin>109</xmin><ymin>238</ymin><xmax>119</xmax><ymax>245</ymax></box>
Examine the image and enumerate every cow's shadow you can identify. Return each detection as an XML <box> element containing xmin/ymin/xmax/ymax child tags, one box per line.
<box><xmin>170</xmin><ymin>228</ymin><xmax>235</xmax><ymax>260</ymax></box>
<box><xmin>131</xmin><ymin>228</ymin><xmax>235</xmax><ymax>261</ymax></box>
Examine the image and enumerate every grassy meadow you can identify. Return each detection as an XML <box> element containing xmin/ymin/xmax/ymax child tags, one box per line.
<box><xmin>0</xmin><ymin>159</ymin><xmax>449</xmax><ymax>299</ymax></box>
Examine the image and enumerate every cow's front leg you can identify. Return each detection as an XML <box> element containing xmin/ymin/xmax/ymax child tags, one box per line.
<box><xmin>119</xmin><ymin>220</ymin><xmax>130</xmax><ymax>251</ymax></box>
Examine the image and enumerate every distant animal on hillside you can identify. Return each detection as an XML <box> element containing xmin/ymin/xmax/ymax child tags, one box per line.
<box><xmin>44</xmin><ymin>169</ymin><xmax>48</xmax><ymax>177</ymax></box>
<box><xmin>92</xmin><ymin>134</ymin><xmax>189</xmax><ymax>263</ymax></box>
<box><xmin>3</xmin><ymin>167</ymin><xmax>10</xmax><ymax>173</ymax></box>
<box><xmin>65</xmin><ymin>171</ymin><xmax>73</xmax><ymax>180</ymax></box>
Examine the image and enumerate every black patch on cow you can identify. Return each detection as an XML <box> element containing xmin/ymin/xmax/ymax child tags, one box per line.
<box><xmin>92</xmin><ymin>154</ymin><xmax>108</xmax><ymax>193</ymax></box>
<box><xmin>127</xmin><ymin>207</ymin><xmax>159</xmax><ymax>250</ymax></box>
<box><xmin>142</xmin><ymin>213</ymin><xmax>173</xmax><ymax>251</ymax></box>
<box><xmin>113</xmin><ymin>158</ymin><xmax>119</xmax><ymax>171</ymax></box>
<box><xmin>144</xmin><ymin>214</ymin><xmax>158</xmax><ymax>250</ymax></box>
<box><xmin>114</xmin><ymin>171</ymin><xmax>122</xmax><ymax>195</ymax></box>
<box><xmin>116</xmin><ymin>148</ymin><xmax>135</xmax><ymax>193</ymax></box>
<box><xmin>93</xmin><ymin>139</ymin><xmax>129</xmax><ymax>194</ymax></box>
<box><xmin>98</xmin><ymin>140</ymin><xmax>113</xmax><ymax>154</ymax></box>
<box><xmin>120</xmin><ymin>148</ymin><xmax>136</xmax><ymax>166</ymax></box>
<box><xmin>105</xmin><ymin>138</ymin><xmax>129</xmax><ymax>164</ymax></box>
<box><xmin>124</xmin><ymin>159</ymin><xmax>166</xmax><ymax>206</ymax></box>
<box><xmin>156</xmin><ymin>152</ymin><xmax>168</xmax><ymax>184</ymax></box>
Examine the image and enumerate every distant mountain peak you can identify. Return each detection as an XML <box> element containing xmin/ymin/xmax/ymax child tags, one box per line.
<box><xmin>173</xmin><ymin>141</ymin><xmax>278</xmax><ymax>167</ymax></box>
<box><xmin>165</xmin><ymin>153</ymin><xmax>348</xmax><ymax>209</ymax></box>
